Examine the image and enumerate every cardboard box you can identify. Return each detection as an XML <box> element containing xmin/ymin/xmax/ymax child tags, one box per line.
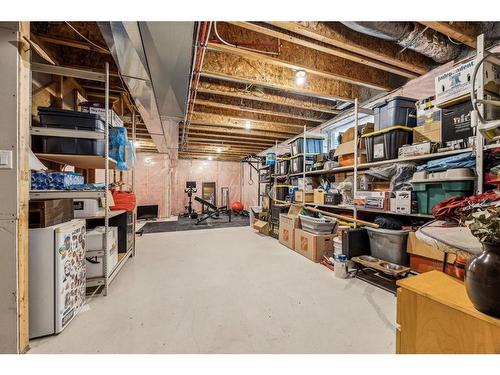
<box><xmin>391</xmin><ymin>191</ymin><xmax>412</xmax><ymax>214</ymax></box>
<box><xmin>342</xmin><ymin>126</ymin><xmax>355</xmax><ymax>143</ymax></box>
<box><xmin>313</xmin><ymin>189</ymin><xmax>325</xmax><ymax>204</ymax></box>
<box><xmin>406</xmin><ymin>232</ymin><xmax>456</xmax><ymax>263</ymax></box>
<box><xmin>398</xmin><ymin>142</ymin><xmax>432</xmax><ymax>158</ymax></box>
<box><xmin>279</xmin><ymin>213</ymin><xmax>300</xmax><ymax>249</ymax></box>
<box><xmin>338</xmin><ymin>153</ymin><xmax>367</xmax><ymax>167</ymax></box>
<box><xmin>295</xmin><ymin>190</ymin><xmax>314</xmax><ymax>203</ymax></box>
<box><xmin>409</xmin><ymin>254</ymin><xmax>461</xmax><ymax>276</ymax></box>
<box><xmin>355</xmin><ymin>191</ymin><xmax>390</xmax><ymax>209</ymax></box>
<box><xmin>413</xmin><ymin>122</ymin><xmax>442</xmax><ymax>143</ymax></box>
<box><xmin>294</xmin><ymin>228</ymin><xmax>334</xmax><ymax>262</ymax></box>
<box><xmin>253</xmin><ymin>219</ymin><xmax>269</xmax><ymax>236</ymax></box>
<box><xmin>441</xmin><ymin>101</ymin><xmax>474</xmax><ymax>142</ymax></box>
<box><xmin>435</xmin><ymin>60</ymin><xmax>500</xmax><ymax>107</ymax></box>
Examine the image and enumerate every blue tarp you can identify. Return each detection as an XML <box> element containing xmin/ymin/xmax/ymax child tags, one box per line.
<box><xmin>416</xmin><ymin>152</ymin><xmax>476</xmax><ymax>172</ymax></box>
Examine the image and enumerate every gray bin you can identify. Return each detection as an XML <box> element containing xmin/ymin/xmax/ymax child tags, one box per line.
<box><xmin>373</xmin><ymin>96</ymin><xmax>417</xmax><ymax>131</ymax></box>
<box><xmin>366</xmin><ymin>227</ymin><xmax>410</xmax><ymax>266</ymax></box>
<box><xmin>299</xmin><ymin>214</ymin><xmax>338</xmax><ymax>235</ymax></box>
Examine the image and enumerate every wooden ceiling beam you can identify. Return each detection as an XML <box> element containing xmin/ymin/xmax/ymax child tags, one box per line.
<box><xmin>197</xmin><ymin>79</ymin><xmax>339</xmax><ymax>114</ymax></box>
<box><xmin>229</xmin><ymin>22</ymin><xmax>420</xmax><ymax>79</ymax></box>
<box><xmin>181</xmin><ymin>132</ymin><xmax>278</xmax><ymax>144</ymax></box>
<box><xmin>209</xmin><ymin>23</ymin><xmax>401</xmax><ymax>91</ymax></box>
<box><xmin>419</xmin><ymin>22</ymin><xmax>478</xmax><ymax>49</ymax></box>
<box><xmin>190</xmin><ymin>111</ymin><xmax>313</xmax><ymax>133</ymax></box>
<box><xmin>194</xmin><ymin>99</ymin><xmax>324</xmax><ymax>123</ymax></box>
<box><xmin>202</xmin><ymin>49</ymin><xmax>360</xmax><ymax>102</ymax></box>
<box><xmin>184</xmin><ymin>137</ymin><xmax>272</xmax><ymax>148</ymax></box>
<box><xmin>182</xmin><ymin>143</ymin><xmax>264</xmax><ymax>152</ymax></box>
<box><xmin>184</xmin><ymin>125</ymin><xmax>292</xmax><ymax>140</ymax></box>
<box><xmin>266</xmin><ymin>22</ymin><xmax>431</xmax><ymax>76</ymax></box>
<box><xmin>33</xmin><ymin>34</ymin><xmax>112</xmax><ymax>54</ymax></box>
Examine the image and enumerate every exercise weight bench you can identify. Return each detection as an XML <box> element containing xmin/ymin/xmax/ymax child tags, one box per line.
<box><xmin>194</xmin><ymin>196</ymin><xmax>231</xmax><ymax>225</ymax></box>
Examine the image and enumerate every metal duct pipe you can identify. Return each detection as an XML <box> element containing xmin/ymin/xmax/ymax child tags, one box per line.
<box><xmin>341</xmin><ymin>22</ymin><xmax>463</xmax><ymax>64</ymax></box>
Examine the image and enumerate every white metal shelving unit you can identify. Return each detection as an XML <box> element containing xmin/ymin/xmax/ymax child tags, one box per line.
<box><xmin>28</xmin><ymin>62</ymin><xmax>135</xmax><ymax>296</ymax></box>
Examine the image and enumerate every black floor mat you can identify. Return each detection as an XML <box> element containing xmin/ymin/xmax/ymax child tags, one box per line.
<box><xmin>137</xmin><ymin>214</ymin><xmax>250</xmax><ymax>234</ymax></box>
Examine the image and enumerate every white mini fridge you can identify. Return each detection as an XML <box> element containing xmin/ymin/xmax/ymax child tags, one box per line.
<box><xmin>29</xmin><ymin>219</ymin><xmax>87</xmax><ymax>338</ymax></box>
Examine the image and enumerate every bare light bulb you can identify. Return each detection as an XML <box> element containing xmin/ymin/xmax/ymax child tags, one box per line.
<box><xmin>216</xmin><ymin>147</ymin><xmax>222</xmax><ymax>153</ymax></box>
<box><xmin>295</xmin><ymin>70</ymin><xmax>306</xmax><ymax>86</ymax></box>
<box><xmin>208</xmin><ymin>155</ymin><xmax>213</xmax><ymax>161</ymax></box>
<box><xmin>133</xmin><ymin>141</ymin><xmax>140</xmax><ymax>148</ymax></box>
<box><xmin>244</xmin><ymin>120</ymin><xmax>251</xmax><ymax>129</ymax></box>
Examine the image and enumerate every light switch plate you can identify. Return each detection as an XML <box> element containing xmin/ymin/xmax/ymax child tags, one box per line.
<box><xmin>0</xmin><ymin>150</ymin><xmax>13</xmax><ymax>169</ymax></box>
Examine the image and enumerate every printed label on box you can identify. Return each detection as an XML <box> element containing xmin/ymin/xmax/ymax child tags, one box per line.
<box><xmin>374</xmin><ymin>143</ymin><xmax>384</xmax><ymax>159</ymax></box>
<box><xmin>300</xmin><ymin>236</ymin><xmax>309</xmax><ymax>252</ymax></box>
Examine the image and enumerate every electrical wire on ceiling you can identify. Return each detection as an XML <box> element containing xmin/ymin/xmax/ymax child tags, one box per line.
<box><xmin>213</xmin><ymin>21</ymin><xmax>280</xmax><ymax>56</ymax></box>
<box><xmin>64</xmin><ymin>22</ymin><xmax>109</xmax><ymax>53</ymax></box>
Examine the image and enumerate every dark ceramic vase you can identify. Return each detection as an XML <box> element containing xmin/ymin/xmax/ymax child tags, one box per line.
<box><xmin>464</xmin><ymin>242</ymin><xmax>500</xmax><ymax>318</ymax></box>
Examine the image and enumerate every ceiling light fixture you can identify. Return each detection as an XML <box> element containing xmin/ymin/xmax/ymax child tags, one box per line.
<box><xmin>244</xmin><ymin>120</ymin><xmax>252</xmax><ymax>129</ymax></box>
<box><xmin>295</xmin><ymin>70</ymin><xmax>306</xmax><ymax>86</ymax></box>
<box><xmin>208</xmin><ymin>155</ymin><xmax>213</xmax><ymax>161</ymax></box>
<box><xmin>216</xmin><ymin>147</ymin><xmax>222</xmax><ymax>153</ymax></box>
<box><xmin>133</xmin><ymin>141</ymin><xmax>140</xmax><ymax>148</ymax></box>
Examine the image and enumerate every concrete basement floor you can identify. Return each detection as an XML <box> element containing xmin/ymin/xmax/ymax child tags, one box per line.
<box><xmin>29</xmin><ymin>227</ymin><xmax>396</xmax><ymax>354</ymax></box>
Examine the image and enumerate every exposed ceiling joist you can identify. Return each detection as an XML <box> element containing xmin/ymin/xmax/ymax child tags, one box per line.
<box><xmin>184</xmin><ymin>137</ymin><xmax>273</xmax><ymax>147</ymax></box>
<box><xmin>190</xmin><ymin>112</ymin><xmax>312</xmax><ymax>133</ymax></box>
<box><xmin>33</xmin><ymin>34</ymin><xmax>112</xmax><ymax>54</ymax></box>
<box><xmin>193</xmin><ymin>99</ymin><xmax>324</xmax><ymax>123</ymax></box>
<box><xmin>184</xmin><ymin>125</ymin><xmax>292</xmax><ymax>139</ymax></box>
<box><xmin>181</xmin><ymin>132</ymin><xmax>278</xmax><ymax>145</ymax></box>
<box><xmin>266</xmin><ymin>22</ymin><xmax>431</xmax><ymax>76</ymax></box>
<box><xmin>197</xmin><ymin>80</ymin><xmax>339</xmax><ymax>115</ymax></box>
<box><xmin>229</xmin><ymin>22</ymin><xmax>420</xmax><ymax>79</ymax></box>
<box><xmin>419</xmin><ymin>22</ymin><xmax>478</xmax><ymax>49</ymax></box>
<box><xmin>209</xmin><ymin>23</ymin><xmax>403</xmax><ymax>92</ymax></box>
<box><xmin>202</xmin><ymin>50</ymin><xmax>360</xmax><ymax>102</ymax></box>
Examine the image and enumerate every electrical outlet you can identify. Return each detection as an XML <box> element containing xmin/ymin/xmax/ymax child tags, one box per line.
<box><xmin>0</xmin><ymin>150</ymin><xmax>13</xmax><ymax>169</ymax></box>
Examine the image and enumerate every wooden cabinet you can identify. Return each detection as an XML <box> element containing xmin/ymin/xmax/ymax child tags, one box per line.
<box><xmin>396</xmin><ymin>271</ymin><xmax>500</xmax><ymax>354</ymax></box>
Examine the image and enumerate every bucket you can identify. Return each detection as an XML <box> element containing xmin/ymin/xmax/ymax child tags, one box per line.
<box><xmin>334</xmin><ymin>254</ymin><xmax>348</xmax><ymax>278</ymax></box>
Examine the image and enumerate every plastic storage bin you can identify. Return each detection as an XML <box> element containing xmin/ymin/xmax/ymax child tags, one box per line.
<box><xmin>33</xmin><ymin>107</ymin><xmax>107</xmax><ymax>156</ymax></box>
<box><xmin>290</xmin><ymin>155</ymin><xmax>314</xmax><ymax>173</ymax></box>
<box><xmin>275</xmin><ymin>186</ymin><xmax>290</xmax><ymax>201</ymax></box>
<box><xmin>277</xmin><ymin>158</ymin><xmax>290</xmax><ymax>176</ymax></box>
<box><xmin>366</xmin><ymin>227</ymin><xmax>410</xmax><ymax>265</ymax></box>
<box><xmin>289</xmin><ymin>136</ymin><xmax>324</xmax><ymax>156</ymax></box>
<box><xmin>299</xmin><ymin>214</ymin><xmax>338</xmax><ymax>235</ymax></box>
<box><xmin>363</xmin><ymin>126</ymin><xmax>413</xmax><ymax>163</ymax></box>
<box><xmin>410</xmin><ymin>168</ymin><xmax>475</xmax><ymax>214</ymax></box>
<box><xmin>373</xmin><ymin>96</ymin><xmax>417</xmax><ymax>131</ymax></box>
<box><xmin>266</xmin><ymin>152</ymin><xmax>276</xmax><ymax>167</ymax></box>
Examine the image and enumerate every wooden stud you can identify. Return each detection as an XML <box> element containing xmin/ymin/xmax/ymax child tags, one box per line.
<box><xmin>197</xmin><ymin>79</ymin><xmax>339</xmax><ymax>114</ymax></box>
<box><xmin>202</xmin><ymin>49</ymin><xmax>360</xmax><ymax>102</ymax></box>
<box><xmin>208</xmin><ymin>34</ymin><xmax>398</xmax><ymax>91</ymax></box>
<box><xmin>419</xmin><ymin>22</ymin><xmax>478</xmax><ymax>49</ymax></box>
<box><xmin>193</xmin><ymin>99</ymin><xmax>324</xmax><ymax>123</ymax></box>
<box><xmin>190</xmin><ymin>111</ymin><xmax>313</xmax><ymax>133</ymax></box>
<box><xmin>267</xmin><ymin>22</ymin><xmax>431</xmax><ymax>75</ymax></box>
<box><xmin>33</xmin><ymin>34</ymin><xmax>112</xmax><ymax>54</ymax></box>
<box><xmin>230</xmin><ymin>21</ymin><xmax>421</xmax><ymax>79</ymax></box>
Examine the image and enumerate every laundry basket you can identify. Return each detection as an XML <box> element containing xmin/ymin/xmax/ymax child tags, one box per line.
<box><xmin>299</xmin><ymin>214</ymin><xmax>338</xmax><ymax>235</ymax></box>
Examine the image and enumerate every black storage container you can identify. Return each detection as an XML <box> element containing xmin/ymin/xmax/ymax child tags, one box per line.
<box><xmin>342</xmin><ymin>228</ymin><xmax>370</xmax><ymax>259</ymax></box>
<box><xmin>290</xmin><ymin>155</ymin><xmax>314</xmax><ymax>174</ymax></box>
<box><xmin>289</xmin><ymin>136</ymin><xmax>324</xmax><ymax>156</ymax></box>
<box><xmin>363</xmin><ymin>126</ymin><xmax>413</xmax><ymax>163</ymax></box>
<box><xmin>373</xmin><ymin>96</ymin><xmax>417</xmax><ymax>131</ymax></box>
<box><xmin>324</xmin><ymin>193</ymin><xmax>342</xmax><ymax>205</ymax></box>
<box><xmin>277</xmin><ymin>158</ymin><xmax>290</xmax><ymax>176</ymax></box>
<box><xmin>33</xmin><ymin>107</ymin><xmax>107</xmax><ymax>156</ymax></box>
<box><xmin>275</xmin><ymin>186</ymin><xmax>290</xmax><ymax>201</ymax></box>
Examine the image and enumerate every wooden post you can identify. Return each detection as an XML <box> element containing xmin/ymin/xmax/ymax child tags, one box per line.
<box><xmin>0</xmin><ymin>21</ymin><xmax>30</xmax><ymax>354</ymax></box>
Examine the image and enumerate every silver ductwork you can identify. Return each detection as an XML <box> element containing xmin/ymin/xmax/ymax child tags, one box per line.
<box><xmin>341</xmin><ymin>22</ymin><xmax>463</xmax><ymax>64</ymax></box>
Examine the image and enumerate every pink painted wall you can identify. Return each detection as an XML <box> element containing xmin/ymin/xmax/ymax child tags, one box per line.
<box><xmin>170</xmin><ymin>159</ymin><xmax>258</xmax><ymax>216</ymax></box>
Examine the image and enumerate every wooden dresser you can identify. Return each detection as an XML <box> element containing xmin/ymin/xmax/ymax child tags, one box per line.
<box><xmin>396</xmin><ymin>271</ymin><xmax>500</xmax><ymax>354</ymax></box>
